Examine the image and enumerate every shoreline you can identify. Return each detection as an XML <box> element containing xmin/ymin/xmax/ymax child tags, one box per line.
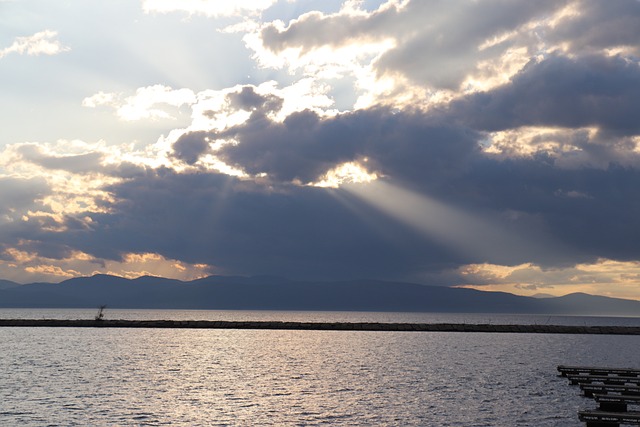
<box><xmin>1</xmin><ymin>319</ymin><xmax>640</xmax><ymax>334</ymax></box>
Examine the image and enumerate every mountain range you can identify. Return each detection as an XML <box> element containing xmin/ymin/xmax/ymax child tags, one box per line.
<box><xmin>0</xmin><ymin>274</ymin><xmax>639</xmax><ymax>316</ymax></box>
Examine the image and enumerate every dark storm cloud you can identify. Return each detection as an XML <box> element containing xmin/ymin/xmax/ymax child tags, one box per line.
<box><xmin>372</xmin><ymin>0</ymin><xmax>565</xmax><ymax>89</ymax></box>
<box><xmin>0</xmin><ymin>177</ymin><xmax>49</xmax><ymax>217</ymax></box>
<box><xmin>213</xmin><ymin>107</ymin><xmax>480</xmax><ymax>184</ymax></box>
<box><xmin>10</xmin><ymin>238</ymin><xmax>75</xmax><ymax>260</ymax></box>
<box><xmin>59</xmin><ymin>168</ymin><xmax>458</xmax><ymax>280</ymax></box>
<box><xmin>12</xmin><ymin>51</ymin><xmax>640</xmax><ymax>282</ymax></box>
<box><xmin>449</xmin><ymin>54</ymin><xmax>640</xmax><ymax>135</ymax></box>
<box><xmin>0</xmin><ymin>178</ymin><xmax>54</xmax><ymax>259</ymax></box>
<box><xmin>23</xmin><ymin>100</ymin><xmax>636</xmax><ymax>282</ymax></box>
<box><xmin>0</xmin><ymin>210</ymin><xmax>78</xmax><ymax>264</ymax></box>
<box><xmin>226</xmin><ymin>86</ymin><xmax>283</xmax><ymax>113</ymax></box>
<box><xmin>172</xmin><ymin>131</ymin><xmax>211</xmax><ymax>165</ymax></box>
<box><xmin>17</xmin><ymin>144</ymin><xmax>105</xmax><ymax>174</ymax></box>
<box><xmin>550</xmin><ymin>0</ymin><xmax>640</xmax><ymax>56</ymax></box>
<box><xmin>172</xmin><ymin>86</ymin><xmax>285</xmax><ymax>166</ymax></box>
<box><xmin>15</xmin><ymin>143</ymin><xmax>147</xmax><ymax>177</ymax></box>
<box><xmin>452</xmin><ymin>157</ymin><xmax>640</xmax><ymax>263</ymax></box>
<box><xmin>39</xmin><ymin>147</ymin><xmax>640</xmax><ymax>282</ymax></box>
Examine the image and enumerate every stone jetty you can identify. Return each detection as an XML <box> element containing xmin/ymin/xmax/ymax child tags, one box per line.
<box><xmin>1</xmin><ymin>319</ymin><xmax>640</xmax><ymax>334</ymax></box>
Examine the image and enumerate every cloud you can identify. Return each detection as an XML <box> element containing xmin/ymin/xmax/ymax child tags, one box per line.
<box><xmin>0</xmin><ymin>177</ymin><xmax>50</xmax><ymax>222</ymax></box>
<box><xmin>450</xmin><ymin>54</ymin><xmax>640</xmax><ymax>135</ymax></box>
<box><xmin>147</xmin><ymin>62</ymin><xmax>640</xmax><ymax>277</ymax></box>
<box><xmin>245</xmin><ymin>0</ymin><xmax>640</xmax><ymax>111</ymax></box>
<box><xmin>209</xmin><ymin>107</ymin><xmax>479</xmax><ymax>184</ymax></box>
<box><xmin>371</xmin><ymin>0</ymin><xmax>564</xmax><ymax>90</ymax></box>
<box><xmin>17</xmin><ymin>144</ymin><xmax>105</xmax><ymax>174</ymax></box>
<box><xmin>0</xmin><ymin>30</ymin><xmax>70</xmax><ymax>59</ymax></box>
<box><xmin>480</xmin><ymin>127</ymin><xmax>640</xmax><ymax>170</ymax></box>
<box><xmin>165</xmin><ymin>81</ymin><xmax>336</xmax><ymax>171</ymax></box>
<box><xmin>53</xmin><ymin>150</ymin><xmax>639</xmax><ymax>283</ymax></box>
<box><xmin>82</xmin><ymin>85</ymin><xmax>196</xmax><ymax>121</ymax></box>
<box><xmin>227</xmin><ymin>85</ymin><xmax>283</xmax><ymax>113</ymax></box>
<box><xmin>0</xmin><ymin>246</ymin><xmax>211</xmax><ymax>283</ymax></box>
<box><xmin>3</xmin><ymin>99</ymin><xmax>635</xmax><ymax>284</ymax></box>
<box><xmin>172</xmin><ymin>131</ymin><xmax>211</xmax><ymax>165</ymax></box>
<box><xmin>51</xmin><ymin>169</ymin><xmax>467</xmax><ymax>280</ymax></box>
<box><xmin>0</xmin><ymin>140</ymin><xmax>153</xmax><ymax>225</ymax></box>
<box><xmin>257</xmin><ymin>4</ymin><xmax>393</xmax><ymax>57</ymax></box>
<box><xmin>549</xmin><ymin>0</ymin><xmax>640</xmax><ymax>56</ymax></box>
<box><xmin>249</xmin><ymin>0</ymin><xmax>570</xmax><ymax>107</ymax></box>
<box><xmin>454</xmin><ymin>259</ymin><xmax>640</xmax><ymax>300</ymax></box>
<box><xmin>4</xmin><ymin>112</ymin><xmax>640</xmax><ymax>285</ymax></box>
<box><xmin>3</xmin><ymin>0</ymin><xmax>640</xmax><ymax>297</ymax></box>
<box><xmin>313</xmin><ymin>162</ymin><xmax>378</xmax><ymax>188</ymax></box>
<box><xmin>4</xmin><ymin>139</ymin><xmax>157</xmax><ymax>179</ymax></box>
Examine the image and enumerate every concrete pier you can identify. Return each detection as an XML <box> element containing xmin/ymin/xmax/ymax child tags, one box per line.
<box><xmin>1</xmin><ymin>319</ymin><xmax>640</xmax><ymax>334</ymax></box>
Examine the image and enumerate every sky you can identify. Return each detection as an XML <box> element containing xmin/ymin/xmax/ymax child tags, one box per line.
<box><xmin>2</xmin><ymin>0</ymin><xmax>640</xmax><ymax>300</ymax></box>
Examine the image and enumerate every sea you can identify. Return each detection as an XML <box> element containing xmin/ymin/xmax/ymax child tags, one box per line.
<box><xmin>1</xmin><ymin>309</ymin><xmax>639</xmax><ymax>426</ymax></box>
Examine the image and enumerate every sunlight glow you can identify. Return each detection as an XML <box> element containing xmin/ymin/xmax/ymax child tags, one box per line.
<box><xmin>481</xmin><ymin>126</ymin><xmax>597</xmax><ymax>158</ymax></box>
<box><xmin>83</xmin><ymin>85</ymin><xmax>197</xmax><ymax>121</ymax></box>
<box><xmin>546</xmin><ymin>2</ymin><xmax>582</xmax><ymax>29</ymax></box>
<box><xmin>0</xmin><ymin>141</ymin><xmax>122</xmax><ymax>217</ymax></box>
<box><xmin>312</xmin><ymin>161</ymin><xmax>378</xmax><ymax>188</ymax></box>
<box><xmin>197</xmin><ymin>153</ymin><xmax>248</xmax><ymax>177</ymax></box>
<box><xmin>482</xmin><ymin>126</ymin><xmax>640</xmax><ymax>169</ymax></box>
<box><xmin>246</xmin><ymin>16</ymin><xmax>396</xmax><ymax>77</ymax></box>
<box><xmin>0</xmin><ymin>247</ymin><xmax>214</xmax><ymax>283</ymax></box>
<box><xmin>454</xmin><ymin>259</ymin><xmax>640</xmax><ymax>301</ymax></box>
<box><xmin>243</xmin><ymin>14</ymin><xmax>398</xmax><ymax>109</ymax></box>
<box><xmin>462</xmin><ymin>46</ymin><xmax>531</xmax><ymax>93</ymax></box>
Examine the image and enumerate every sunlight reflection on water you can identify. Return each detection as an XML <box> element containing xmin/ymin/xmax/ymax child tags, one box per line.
<box><xmin>1</xmin><ymin>327</ymin><xmax>638</xmax><ymax>426</ymax></box>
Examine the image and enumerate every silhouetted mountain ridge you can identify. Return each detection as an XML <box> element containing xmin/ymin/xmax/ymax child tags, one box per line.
<box><xmin>0</xmin><ymin>279</ymin><xmax>20</xmax><ymax>290</ymax></box>
<box><xmin>0</xmin><ymin>274</ymin><xmax>639</xmax><ymax>315</ymax></box>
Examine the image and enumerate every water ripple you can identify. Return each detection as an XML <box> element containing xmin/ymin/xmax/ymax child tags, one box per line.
<box><xmin>0</xmin><ymin>327</ymin><xmax>638</xmax><ymax>426</ymax></box>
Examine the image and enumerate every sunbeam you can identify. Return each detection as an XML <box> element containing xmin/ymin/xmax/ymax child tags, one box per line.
<box><xmin>343</xmin><ymin>180</ymin><xmax>556</xmax><ymax>265</ymax></box>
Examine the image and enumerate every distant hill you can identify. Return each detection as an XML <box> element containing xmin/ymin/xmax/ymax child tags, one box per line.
<box><xmin>0</xmin><ymin>279</ymin><xmax>20</xmax><ymax>290</ymax></box>
<box><xmin>0</xmin><ymin>274</ymin><xmax>639</xmax><ymax>316</ymax></box>
<box><xmin>530</xmin><ymin>293</ymin><xmax>556</xmax><ymax>299</ymax></box>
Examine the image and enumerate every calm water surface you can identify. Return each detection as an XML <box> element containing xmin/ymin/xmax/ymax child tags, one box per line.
<box><xmin>2</xmin><ymin>308</ymin><xmax>640</xmax><ymax>326</ymax></box>
<box><xmin>1</xmin><ymin>310</ymin><xmax>639</xmax><ymax>426</ymax></box>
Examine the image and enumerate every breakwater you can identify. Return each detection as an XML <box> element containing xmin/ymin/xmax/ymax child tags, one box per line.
<box><xmin>1</xmin><ymin>319</ymin><xmax>640</xmax><ymax>334</ymax></box>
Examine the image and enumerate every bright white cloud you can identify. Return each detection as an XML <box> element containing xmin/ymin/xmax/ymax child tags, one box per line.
<box><xmin>312</xmin><ymin>161</ymin><xmax>378</xmax><ymax>188</ymax></box>
<box><xmin>275</xmin><ymin>78</ymin><xmax>336</xmax><ymax>118</ymax></box>
<box><xmin>83</xmin><ymin>85</ymin><xmax>196</xmax><ymax>121</ymax></box>
<box><xmin>142</xmin><ymin>0</ymin><xmax>279</xmax><ymax>17</ymax></box>
<box><xmin>81</xmin><ymin>91</ymin><xmax>117</xmax><ymax>109</ymax></box>
<box><xmin>242</xmin><ymin>7</ymin><xmax>398</xmax><ymax>109</ymax></box>
<box><xmin>84</xmin><ymin>79</ymin><xmax>334</xmax><ymax>127</ymax></box>
<box><xmin>0</xmin><ymin>30</ymin><xmax>70</xmax><ymax>59</ymax></box>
